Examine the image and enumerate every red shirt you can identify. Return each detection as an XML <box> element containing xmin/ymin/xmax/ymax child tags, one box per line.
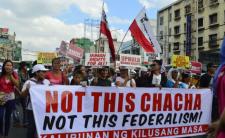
<box><xmin>45</xmin><ymin>71</ymin><xmax>66</xmax><ymax>85</ymax></box>
<box><xmin>0</xmin><ymin>72</ymin><xmax>19</xmax><ymax>93</ymax></box>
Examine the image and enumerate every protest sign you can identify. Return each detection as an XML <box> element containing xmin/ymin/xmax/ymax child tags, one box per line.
<box><xmin>30</xmin><ymin>86</ymin><xmax>212</xmax><ymax>138</ymax></box>
<box><xmin>120</xmin><ymin>54</ymin><xmax>141</xmax><ymax>67</ymax></box>
<box><xmin>190</xmin><ymin>61</ymin><xmax>202</xmax><ymax>74</ymax></box>
<box><xmin>37</xmin><ymin>52</ymin><xmax>57</xmax><ymax>65</ymax></box>
<box><xmin>59</xmin><ymin>41</ymin><xmax>84</xmax><ymax>60</ymax></box>
<box><xmin>85</xmin><ymin>53</ymin><xmax>110</xmax><ymax>67</ymax></box>
<box><xmin>172</xmin><ymin>55</ymin><xmax>190</xmax><ymax>69</ymax></box>
<box><xmin>67</xmin><ymin>43</ymin><xmax>84</xmax><ymax>60</ymax></box>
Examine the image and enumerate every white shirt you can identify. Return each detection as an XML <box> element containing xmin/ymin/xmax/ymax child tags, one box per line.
<box><xmin>116</xmin><ymin>77</ymin><xmax>136</xmax><ymax>87</ymax></box>
<box><xmin>152</xmin><ymin>74</ymin><xmax>161</xmax><ymax>86</ymax></box>
<box><xmin>22</xmin><ymin>78</ymin><xmax>50</xmax><ymax>110</ymax></box>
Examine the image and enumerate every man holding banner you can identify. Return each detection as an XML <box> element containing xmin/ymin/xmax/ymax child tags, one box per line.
<box><xmin>21</xmin><ymin>64</ymin><xmax>50</xmax><ymax>138</ymax></box>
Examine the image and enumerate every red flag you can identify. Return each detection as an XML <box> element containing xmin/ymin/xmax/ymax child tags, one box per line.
<box><xmin>129</xmin><ymin>9</ymin><xmax>161</xmax><ymax>53</ymax></box>
<box><xmin>100</xmin><ymin>10</ymin><xmax>116</xmax><ymax>61</ymax></box>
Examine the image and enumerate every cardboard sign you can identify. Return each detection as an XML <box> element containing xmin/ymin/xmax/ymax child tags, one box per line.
<box><xmin>30</xmin><ymin>86</ymin><xmax>212</xmax><ymax>138</ymax></box>
<box><xmin>190</xmin><ymin>61</ymin><xmax>202</xmax><ymax>74</ymax></box>
<box><xmin>120</xmin><ymin>54</ymin><xmax>141</xmax><ymax>67</ymax></box>
<box><xmin>172</xmin><ymin>55</ymin><xmax>190</xmax><ymax>69</ymax></box>
<box><xmin>37</xmin><ymin>52</ymin><xmax>57</xmax><ymax>65</ymax></box>
<box><xmin>85</xmin><ymin>53</ymin><xmax>110</xmax><ymax>67</ymax></box>
<box><xmin>59</xmin><ymin>41</ymin><xmax>84</xmax><ymax>60</ymax></box>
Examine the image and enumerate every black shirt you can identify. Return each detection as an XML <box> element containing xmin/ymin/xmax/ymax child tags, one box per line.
<box><xmin>92</xmin><ymin>78</ymin><xmax>111</xmax><ymax>86</ymax></box>
<box><xmin>135</xmin><ymin>77</ymin><xmax>151</xmax><ymax>87</ymax></box>
<box><xmin>199</xmin><ymin>73</ymin><xmax>212</xmax><ymax>88</ymax></box>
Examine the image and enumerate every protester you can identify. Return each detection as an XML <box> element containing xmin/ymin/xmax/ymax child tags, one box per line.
<box><xmin>87</xmin><ymin>68</ymin><xmax>94</xmax><ymax>86</ymax></box>
<box><xmin>63</xmin><ymin>64</ymin><xmax>74</xmax><ymax>83</ymax></box>
<box><xmin>199</xmin><ymin>63</ymin><xmax>216</xmax><ymax>88</ymax></box>
<box><xmin>109</xmin><ymin>68</ymin><xmax>116</xmax><ymax>83</ymax></box>
<box><xmin>116</xmin><ymin>66</ymin><xmax>136</xmax><ymax>87</ymax></box>
<box><xmin>136</xmin><ymin>67</ymin><xmax>150</xmax><ymax>87</ymax></box>
<box><xmin>180</xmin><ymin>72</ymin><xmax>193</xmax><ymax>89</ymax></box>
<box><xmin>148</xmin><ymin>60</ymin><xmax>167</xmax><ymax>87</ymax></box>
<box><xmin>73</xmin><ymin>65</ymin><xmax>89</xmax><ymax>86</ymax></box>
<box><xmin>70</xmin><ymin>73</ymin><xmax>82</xmax><ymax>85</ymax></box>
<box><xmin>166</xmin><ymin>68</ymin><xmax>185</xmax><ymax>88</ymax></box>
<box><xmin>209</xmin><ymin>37</ymin><xmax>225</xmax><ymax>138</ymax></box>
<box><xmin>28</xmin><ymin>60</ymin><xmax>37</xmax><ymax>78</ymax></box>
<box><xmin>0</xmin><ymin>60</ymin><xmax>20</xmax><ymax>137</ymax></box>
<box><xmin>16</xmin><ymin>61</ymin><xmax>29</xmax><ymax>126</ymax></box>
<box><xmin>91</xmin><ymin>67</ymin><xmax>111</xmax><ymax>86</ymax></box>
<box><xmin>21</xmin><ymin>64</ymin><xmax>50</xmax><ymax>138</ymax></box>
<box><xmin>45</xmin><ymin>58</ymin><xmax>69</xmax><ymax>85</ymax></box>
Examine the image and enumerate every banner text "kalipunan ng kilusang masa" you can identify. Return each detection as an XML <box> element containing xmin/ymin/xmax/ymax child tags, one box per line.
<box><xmin>30</xmin><ymin>86</ymin><xmax>212</xmax><ymax>138</ymax></box>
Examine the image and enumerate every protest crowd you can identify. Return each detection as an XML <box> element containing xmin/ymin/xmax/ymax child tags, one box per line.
<box><xmin>0</xmin><ymin>53</ymin><xmax>224</xmax><ymax>138</ymax></box>
<box><xmin>0</xmin><ymin>3</ymin><xmax>225</xmax><ymax>138</ymax></box>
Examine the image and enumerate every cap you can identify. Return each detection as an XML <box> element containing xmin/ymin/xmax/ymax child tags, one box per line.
<box><xmin>32</xmin><ymin>64</ymin><xmax>48</xmax><ymax>73</ymax></box>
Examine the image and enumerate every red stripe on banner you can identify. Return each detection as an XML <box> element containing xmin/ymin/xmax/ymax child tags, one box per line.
<box><xmin>129</xmin><ymin>20</ymin><xmax>155</xmax><ymax>53</ymax></box>
<box><xmin>40</xmin><ymin>124</ymin><xmax>208</xmax><ymax>138</ymax></box>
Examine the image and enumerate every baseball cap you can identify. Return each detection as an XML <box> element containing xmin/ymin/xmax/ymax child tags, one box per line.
<box><xmin>32</xmin><ymin>64</ymin><xmax>48</xmax><ymax>73</ymax></box>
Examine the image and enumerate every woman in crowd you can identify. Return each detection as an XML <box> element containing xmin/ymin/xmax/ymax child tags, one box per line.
<box><xmin>91</xmin><ymin>67</ymin><xmax>111</xmax><ymax>86</ymax></box>
<box><xmin>73</xmin><ymin>65</ymin><xmax>89</xmax><ymax>86</ymax></box>
<box><xmin>0</xmin><ymin>60</ymin><xmax>19</xmax><ymax>138</ymax></box>
<box><xmin>45</xmin><ymin>58</ymin><xmax>69</xmax><ymax>85</ymax></box>
<box><xmin>180</xmin><ymin>72</ymin><xmax>191</xmax><ymax>89</ymax></box>
<box><xmin>70</xmin><ymin>73</ymin><xmax>82</xmax><ymax>85</ymax></box>
<box><xmin>116</xmin><ymin>66</ymin><xmax>136</xmax><ymax>87</ymax></box>
<box><xmin>166</xmin><ymin>68</ymin><xmax>185</xmax><ymax>88</ymax></box>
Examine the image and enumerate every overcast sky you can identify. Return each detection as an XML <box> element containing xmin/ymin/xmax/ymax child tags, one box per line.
<box><xmin>0</xmin><ymin>0</ymin><xmax>177</xmax><ymax>52</ymax></box>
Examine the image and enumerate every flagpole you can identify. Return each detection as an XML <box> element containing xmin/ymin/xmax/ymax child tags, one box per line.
<box><xmin>97</xmin><ymin>1</ymin><xmax>104</xmax><ymax>53</ymax></box>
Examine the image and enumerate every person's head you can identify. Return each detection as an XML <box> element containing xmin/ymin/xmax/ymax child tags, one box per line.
<box><xmin>20</xmin><ymin>61</ymin><xmax>27</xmax><ymax>70</ymax></box>
<box><xmin>119</xmin><ymin>66</ymin><xmax>129</xmax><ymax>78</ymax></box>
<box><xmin>32</xmin><ymin>64</ymin><xmax>48</xmax><ymax>81</ymax></box>
<box><xmin>52</xmin><ymin>57</ymin><xmax>61</xmax><ymax>71</ymax></box>
<box><xmin>73</xmin><ymin>73</ymin><xmax>82</xmax><ymax>84</ymax></box>
<box><xmin>109</xmin><ymin>68</ymin><xmax>115</xmax><ymax>77</ymax></box>
<box><xmin>75</xmin><ymin>65</ymin><xmax>86</xmax><ymax>77</ymax></box>
<box><xmin>151</xmin><ymin>60</ymin><xmax>162</xmax><ymax>72</ymax></box>
<box><xmin>171</xmin><ymin>69</ymin><xmax>179</xmax><ymax>80</ymax></box>
<box><xmin>1</xmin><ymin>60</ymin><xmax>13</xmax><ymax>76</ymax></box>
<box><xmin>99</xmin><ymin>67</ymin><xmax>109</xmax><ymax>79</ymax></box>
<box><xmin>67</xmin><ymin>64</ymin><xmax>74</xmax><ymax>73</ymax></box>
<box><xmin>139</xmin><ymin>67</ymin><xmax>148</xmax><ymax>77</ymax></box>
<box><xmin>207</xmin><ymin>63</ymin><xmax>217</xmax><ymax>75</ymax></box>
<box><xmin>182</xmin><ymin>72</ymin><xmax>191</xmax><ymax>83</ymax></box>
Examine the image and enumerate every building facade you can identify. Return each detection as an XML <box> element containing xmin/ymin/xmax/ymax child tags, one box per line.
<box><xmin>157</xmin><ymin>0</ymin><xmax>225</xmax><ymax>65</ymax></box>
<box><xmin>0</xmin><ymin>28</ymin><xmax>22</xmax><ymax>62</ymax></box>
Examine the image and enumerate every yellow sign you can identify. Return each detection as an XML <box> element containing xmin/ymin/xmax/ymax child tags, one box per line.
<box><xmin>172</xmin><ymin>55</ymin><xmax>190</xmax><ymax>69</ymax></box>
<box><xmin>37</xmin><ymin>52</ymin><xmax>57</xmax><ymax>65</ymax></box>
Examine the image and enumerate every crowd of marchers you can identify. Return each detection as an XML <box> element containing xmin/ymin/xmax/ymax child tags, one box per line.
<box><xmin>0</xmin><ymin>57</ymin><xmax>222</xmax><ymax>138</ymax></box>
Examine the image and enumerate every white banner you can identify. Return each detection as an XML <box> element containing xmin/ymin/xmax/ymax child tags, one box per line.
<box><xmin>120</xmin><ymin>54</ymin><xmax>141</xmax><ymax>67</ymax></box>
<box><xmin>30</xmin><ymin>86</ymin><xmax>212</xmax><ymax>138</ymax></box>
<box><xmin>85</xmin><ymin>53</ymin><xmax>110</xmax><ymax>67</ymax></box>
